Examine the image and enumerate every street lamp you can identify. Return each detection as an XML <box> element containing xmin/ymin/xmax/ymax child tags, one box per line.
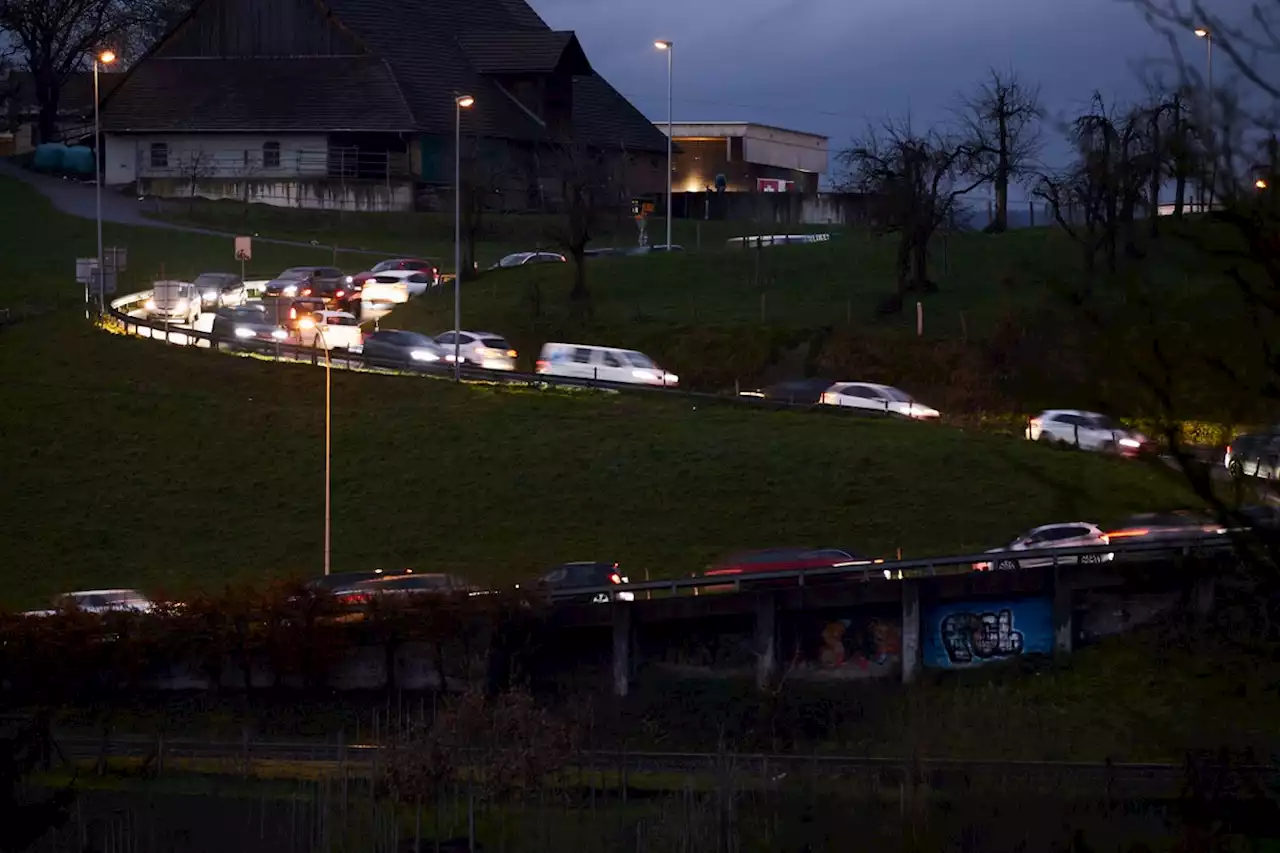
<box><xmin>320</xmin><ymin>329</ymin><xmax>332</xmax><ymax>576</ymax></box>
<box><xmin>1256</xmin><ymin>178</ymin><xmax>1268</xmax><ymax>190</ymax></box>
<box><xmin>454</xmin><ymin>93</ymin><xmax>474</xmax><ymax>381</ymax></box>
<box><xmin>93</xmin><ymin>49</ymin><xmax>115</xmax><ymax>314</ymax></box>
<box><xmin>1195</xmin><ymin>27</ymin><xmax>1214</xmax><ymax>210</ymax></box>
<box><xmin>655</xmin><ymin>40</ymin><xmax>673</xmax><ymax>252</ymax></box>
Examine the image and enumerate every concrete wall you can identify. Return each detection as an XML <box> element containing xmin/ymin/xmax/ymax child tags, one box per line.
<box><xmin>137</xmin><ymin>175</ymin><xmax>415</xmax><ymax>212</ymax></box>
<box><xmin>104</xmin><ymin>132</ymin><xmax>329</xmax><ymax>186</ymax></box>
<box><xmin>670</xmin><ymin>190</ymin><xmax>876</xmax><ymax>226</ymax></box>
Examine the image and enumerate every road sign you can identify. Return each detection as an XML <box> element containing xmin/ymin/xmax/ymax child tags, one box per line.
<box><xmin>235</xmin><ymin>236</ymin><xmax>252</xmax><ymax>261</ymax></box>
<box><xmin>89</xmin><ymin>268</ymin><xmax>117</xmax><ymax>296</ymax></box>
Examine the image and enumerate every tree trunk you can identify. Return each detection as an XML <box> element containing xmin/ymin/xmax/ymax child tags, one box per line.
<box><xmin>988</xmin><ymin>112</ymin><xmax>1010</xmax><ymax>233</ymax></box>
<box><xmin>568</xmin><ymin>250</ymin><xmax>590</xmax><ymax>314</ymax></box>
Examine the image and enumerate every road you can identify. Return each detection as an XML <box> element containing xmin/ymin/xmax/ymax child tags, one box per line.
<box><xmin>0</xmin><ymin>160</ymin><xmax>394</xmax><ymax>257</ymax></box>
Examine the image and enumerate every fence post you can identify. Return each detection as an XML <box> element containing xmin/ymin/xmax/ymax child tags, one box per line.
<box><xmin>754</xmin><ymin>592</ymin><xmax>778</xmax><ymax>691</ymax></box>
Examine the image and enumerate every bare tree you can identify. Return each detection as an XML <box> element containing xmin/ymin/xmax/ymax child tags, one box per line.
<box><xmin>541</xmin><ymin>140</ymin><xmax>621</xmax><ymax>313</ymax></box>
<box><xmin>0</xmin><ymin>0</ymin><xmax>141</xmax><ymax>143</ymax></box>
<box><xmin>176</xmin><ymin>148</ymin><xmax>214</xmax><ymax>213</ymax></box>
<box><xmin>959</xmin><ymin>68</ymin><xmax>1043</xmax><ymax>233</ymax></box>
<box><xmin>837</xmin><ymin>119</ymin><xmax>983</xmax><ymax>312</ymax></box>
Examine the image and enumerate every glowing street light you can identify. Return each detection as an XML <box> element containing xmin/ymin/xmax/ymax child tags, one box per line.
<box><xmin>453</xmin><ymin>94</ymin><xmax>474</xmax><ymax>381</ymax></box>
<box><xmin>1256</xmin><ymin>178</ymin><xmax>1268</xmax><ymax>190</ymax></box>
<box><xmin>93</xmin><ymin>49</ymin><xmax>116</xmax><ymax>313</ymax></box>
<box><xmin>654</xmin><ymin>40</ymin><xmax>673</xmax><ymax>252</ymax></box>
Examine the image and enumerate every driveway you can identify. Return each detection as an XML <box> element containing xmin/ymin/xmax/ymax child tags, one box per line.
<box><xmin>0</xmin><ymin>159</ymin><xmax>392</xmax><ymax>256</ymax></box>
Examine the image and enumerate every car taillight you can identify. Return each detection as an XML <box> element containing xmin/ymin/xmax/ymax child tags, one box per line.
<box><xmin>1107</xmin><ymin>528</ymin><xmax>1149</xmax><ymax>539</ymax></box>
<box><xmin>1100</xmin><ymin>534</ymin><xmax>1111</xmax><ymax>545</ymax></box>
<box><xmin>336</xmin><ymin>290</ymin><xmax>345</xmax><ymax>298</ymax></box>
<box><xmin>536</xmin><ymin>359</ymin><xmax>548</xmax><ymax>372</ymax></box>
<box><xmin>609</xmin><ymin>572</ymin><xmax>621</xmax><ymax>585</ymax></box>
<box><xmin>289</xmin><ymin>307</ymin><xmax>297</xmax><ymax>319</ymax></box>
<box><xmin>302</xmin><ymin>288</ymin><xmax>312</xmax><ymax>296</ymax></box>
<box><xmin>507</xmin><ymin>349</ymin><xmax>517</xmax><ymax>358</ymax></box>
<box><xmin>1030</xmin><ymin>419</ymin><xmax>1041</xmax><ymax>428</ymax></box>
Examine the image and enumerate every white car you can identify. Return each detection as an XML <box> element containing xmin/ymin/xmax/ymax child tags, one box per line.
<box><xmin>492</xmin><ymin>251</ymin><xmax>567</xmax><ymax>269</ymax></box>
<box><xmin>23</xmin><ymin>589</ymin><xmax>155</xmax><ymax>617</ymax></box>
<box><xmin>298</xmin><ymin>310</ymin><xmax>363</xmax><ymax>351</ymax></box>
<box><xmin>361</xmin><ymin>270</ymin><xmax>434</xmax><ymax>303</ymax></box>
<box><xmin>1027</xmin><ymin>410</ymin><xmax>1148</xmax><ymax>456</ymax></box>
<box><xmin>973</xmin><ymin>523</ymin><xmax>1113</xmax><ymax>571</ymax></box>
<box><xmin>434</xmin><ymin>330</ymin><xmax>518</xmax><ymax>371</ymax></box>
<box><xmin>144</xmin><ymin>280</ymin><xmax>201</xmax><ymax>325</ymax></box>
<box><xmin>536</xmin><ymin>342</ymin><xmax>678</xmax><ymax>387</ymax></box>
<box><xmin>819</xmin><ymin>382</ymin><xmax>940</xmax><ymax>419</ymax></box>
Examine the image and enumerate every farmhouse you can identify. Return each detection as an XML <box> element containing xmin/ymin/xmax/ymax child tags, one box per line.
<box><xmin>99</xmin><ymin>0</ymin><xmax>670</xmax><ymax>212</ymax></box>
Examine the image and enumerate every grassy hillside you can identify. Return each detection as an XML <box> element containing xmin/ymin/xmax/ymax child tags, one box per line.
<box><xmin>0</xmin><ymin>311</ymin><xmax>1195</xmax><ymax>609</ymax></box>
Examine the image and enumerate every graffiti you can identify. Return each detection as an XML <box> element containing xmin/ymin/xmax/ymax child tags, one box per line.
<box><xmin>924</xmin><ymin>596</ymin><xmax>1052</xmax><ymax>669</ymax></box>
<box><xmin>805</xmin><ymin>615</ymin><xmax>901</xmax><ymax>677</ymax></box>
<box><xmin>940</xmin><ymin>610</ymin><xmax>1023</xmax><ymax>664</ymax></box>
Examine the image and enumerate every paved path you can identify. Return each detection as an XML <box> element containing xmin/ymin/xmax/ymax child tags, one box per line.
<box><xmin>0</xmin><ymin>159</ymin><xmax>392</xmax><ymax>257</ymax></box>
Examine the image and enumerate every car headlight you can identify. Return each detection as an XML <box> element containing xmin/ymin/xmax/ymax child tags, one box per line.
<box><xmin>1119</xmin><ymin>437</ymin><xmax>1141</xmax><ymax>448</ymax></box>
<box><xmin>632</xmin><ymin>369</ymin><xmax>657</xmax><ymax>381</ymax></box>
<box><xmin>203</xmin><ymin>290</ymin><xmax>217</xmax><ymax>301</ymax></box>
<box><xmin>344</xmin><ymin>275</ymin><xmax>353</xmax><ymax>284</ymax></box>
<box><xmin>664</xmin><ymin>373</ymin><xmax>679</xmax><ymax>383</ymax></box>
<box><xmin>144</xmin><ymin>298</ymin><xmax>156</xmax><ymax>310</ymax></box>
<box><xmin>410</xmin><ymin>349</ymin><xmax>440</xmax><ymax>362</ymax></box>
<box><xmin>234</xmin><ymin>326</ymin><xmax>256</xmax><ymax>339</ymax></box>
<box><xmin>283</xmin><ymin>285</ymin><xmax>297</xmax><ymax>296</ymax></box>
<box><xmin>298</xmin><ymin>318</ymin><xmax>316</xmax><ymax>329</ymax></box>
<box><xmin>175</xmin><ymin>299</ymin><xmax>188</xmax><ymax>311</ymax></box>
<box><xmin>271</xmin><ymin>328</ymin><xmax>288</xmax><ymax>340</ymax></box>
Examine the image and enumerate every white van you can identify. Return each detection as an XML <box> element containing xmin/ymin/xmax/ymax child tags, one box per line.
<box><xmin>536</xmin><ymin>342</ymin><xmax>679</xmax><ymax>387</ymax></box>
<box><xmin>144</xmin><ymin>280</ymin><xmax>201</xmax><ymax>325</ymax></box>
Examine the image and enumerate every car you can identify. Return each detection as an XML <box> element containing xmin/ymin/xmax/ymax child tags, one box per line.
<box><xmin>739</xmin><ymin>378</ymin><xmax>839</xmax><ymax>405</ymax></box>
<box><xmin>489</xmin><ymin>251</ymin><xmax>567</xmax><ymax>270</ymax></box>
<box><xmin>819</xmin><ymin>382</ymin><xmax>941</xmax><ymax>420</ymax></box>
<box><xmin>1224</xmin><ymin>432</ymin><xmax>1280</xmax><ymax>479</ymax></box>
<box><xmin>358</xmin><ymin>270</ymin><xmax>437</xmax><ymax>306</ymax></box>
<box><xmin>333</xmin><ymin>573</ymin><xmax>478</xmax><ymax>604</ymax></box>
<box><xmin>211</xmin><ymin>305</ymin><xmax>288</xmax><ymax>350</ymax></box>
<box><xmin>583</xmin><ymin>247</ymin><xmax>628</xmax><ymax>259</ymax></box>
<box><xmin>627</xmin><ymin>244</ymin><xmax>684</xmax><ymax>255</ymax></box>
<box><xmin>1026</xmin><ymin>410</ymin><xmax>1149</xmax><ymax>455</ymax></box>
<box><xmin>1105</xmin><ymin>511</ymin><xmax>1230</xmax><ymax>561</ymax></box>
<box><xmin>433</xmin><ymin>330</ymin><xmax>518</xmax><ymax>371</ymax></box>
<box><xmin>530</xmin><ymin>562</ymin><xmax>634</xmax><ymax>604</ymax></box>
<box><xmin>144</xmin><ymin>280</ymin><xmax>202</xmax><ymax>325</ymax></box>
<box><xmin>262</xmin><ymin>266</ymin><xmax>346</xmax><ymax>298</ymax></box>
<box><xmin>536</xmin><ymin>343</ymin><xmax>678</xmax><ymax>387</ymax></box>
<box><xmin>302</xmin><ymin>570</ymin><xmax>408</xmax><ymax>593</ymax></box>
<box><xmin>973</xmin><ymin>523</ymin><xmax>1114</xmax><ymax>571</ymax></box>
<box><xmin>298</xmin><ymin>310</ymin><xmax>363</xmax><ymax>351</ymax></box>
<box><xmin>263</xmin><ymin>296</ymin><xmax>329</xmax><ymax>332</ymax></box>
<box><xmin>194</xmin><ymin>273</ymin><xmax>247</xmax><ymax>308</ymax></box>
<box><xmin>352</xmin><ymin>258</ymin><xmax>440</xmax><ymax>291</ymax></box>
<box><xmin>704</xmin><ymin>548</ymin><xmax>879</xmax><ymax>581</ymax></box>
<box><xmin>360</xmin><ymin>329</ymin><xmax>452</xmax><ymax>369</ymax></box>
<box><xmin>23</xmin><ymin>589</ymin><xmax>155</xmax><ymax>617</ymax></box>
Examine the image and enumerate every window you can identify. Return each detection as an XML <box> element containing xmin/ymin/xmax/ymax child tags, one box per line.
<box><xmin>325</xmin><ymin>315</ymin><xmax>357</xmax><ymax>326</ymax></box>
<box><xmin>149</xmin><ymin>142</ymin><xmax>169</xmax><ymax>169</ymax></box>
<box><xmin>571</xmin><ymin>348</ymin><xmax>592</xmax><ymax>364</ymax></box>
<box><xmin>263</xmin><ymin>141</ymin><xmax>281</xmax><ymax>169</ymax></box>
<box><xmin>435</xmin><ymin>333</ymin><xmax>455</xmax><ymax>345</ymax></box>
<box><xmin>625</xmin><ymin>352</ymin><xmax>655</xmax><ymax>368</ymax></box>
<box><xmin>457</xmin><ymin>334</ymin><xmax>475</xmax><ymax>344</ymax></box>
<box><xmin>408</xmin><ymin>273</ymin><xmax>429</xmax><ymax>284</ymax></box>
<box><xmin>603</xmin><ymin>352</ymin><xmax>622</xmax><ymax>367</ymax></box>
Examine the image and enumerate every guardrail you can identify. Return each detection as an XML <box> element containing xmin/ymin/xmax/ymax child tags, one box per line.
<box><xmin>54</xmin><ymin>735</ymin><xmax>1275</xmax><ymax>795</ymax></box>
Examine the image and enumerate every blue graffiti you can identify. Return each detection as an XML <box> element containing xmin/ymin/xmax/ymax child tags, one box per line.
<box><xmin>940</xmin><ymin>609</ymin><xmax>1024</xmax><ymax>664</ymax></box>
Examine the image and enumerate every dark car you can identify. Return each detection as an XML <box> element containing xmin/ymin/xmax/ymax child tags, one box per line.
<box><xmin>532</xmin><ymin>562</ymin><xmax>634</xmax><ymax>604</ymax></box>
<box><xmin>1106</xmin><ymin>511</ymin><xmax>1229</xmax><ymax>562</ymax></box>
<box><xmin>303</xmin><ymin>570</ymin><xmax>406</xmax><ymax>594</ymax></box>
<box><xmin>333</xmin><ymin>573</ymin><xmax>477</xmax><ymax>604</ymax></box>
<box><xmin>263</xmin><ymin>266</ymin><xmax>346</xmax><ymax>299</ymax></box>
<box><xmin>704</xmin><ymin>548</ymin><xmax>878</xmax><ymax>588</ymax></box>
<box><xmin>210</xmin><ymin>305</ymin><xmax>287</xmax><ymax>350</ymax></box>
<box><xmin>1225</xmin><ymin>431</ymin><xmax>1280</xmax><ymax>480</ymax></box>
<box><xmin>583</xmin><ymin>247</ymin><xmax>627</xmax><ymax>260</ymax></box>
<box><xmin>739</xmin><ymin>379</ymin><xmax>836</xmax><ymax>406</ymax></box>
<box><xmin>360</xmin><ymin>329</ymin><xmax>449</xmax><ymax>370</ymax></box>
<box><xmin>488</xmin><ymin>251</ymin><xmax>566</xmax><ymax>271</ymax></box>
<box><xmin>194</xmin><ymin>272</ymin><xmax>246</xmax><ymax>308</ymax></box>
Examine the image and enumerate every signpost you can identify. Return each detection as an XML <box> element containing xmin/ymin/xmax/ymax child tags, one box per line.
<box><xmin>235</xmin><ymin>236</ymin><xmax>252</xmax><ymax>284</ymax></box>
<box><xmin>631</xmin><ymin>197</ymin><xmax>656</xmax><ymax>248</ymax></box>
<box><xmin>77</xmin><ymin>246</ymin><xmax>126</xmax><ymax>310</ymax></box>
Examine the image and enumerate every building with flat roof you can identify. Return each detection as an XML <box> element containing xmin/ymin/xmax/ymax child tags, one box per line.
<box><xmin>658</xmin><ymin>121</ymin><xmax>828</xmax><ymax>193</ymax></box>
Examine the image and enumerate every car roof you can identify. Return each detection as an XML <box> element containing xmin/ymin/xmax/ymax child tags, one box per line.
<box><xmin>61</xmin><ymin>588</ymin><xmax>146</xmax><ymax>597</ymax></box>
<box><xmin>1038</xmin><ymin>409</ymin><xmax>1105</xmax><ymax>418</ymax></box>
<box><xmin>316</xmin><ymin>310</ymin><xmax>357</xmax><ymax>318</ymax></box>
<box><xmin>1027</xmin><ymin>522</ymin><xmax>1099</xmax><ymax>533</ymax></box>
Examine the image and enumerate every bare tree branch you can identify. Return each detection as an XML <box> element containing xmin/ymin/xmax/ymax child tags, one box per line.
<box><xmin>957</xmin><ymin>68</ymin><xmax>1043</xmax><ymax>233</ymax></box>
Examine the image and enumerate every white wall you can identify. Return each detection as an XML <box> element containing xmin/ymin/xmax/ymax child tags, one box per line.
<box><xmin>137</xmin><ymin>175</ymin><xmax>415</xmax><ymax>212</ymax></box>
<box><xmin>103</xmin><ymin>132</ymin><xmax>328</xmax><ymax>186</ymax></box>
<box><xmin>743</xmin><ymin>127</ymin><xmax>828</xmax><ymax>174</ymax></box>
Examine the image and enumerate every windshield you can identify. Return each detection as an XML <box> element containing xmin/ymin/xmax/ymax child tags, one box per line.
<box><xmin>153</xmin><ymin>283</ymin><xmax>183</xmax><ymax>298</ymax></box>
<box><xmin>194</xmin><ymin>274</ymin><xmax>229</xmax><ymax>288</ymax></box>
<box><xmin>325</xmin><ymin>315</ymin><xmax>358</xmax><ymax>326</ymax></box>
<box><xmin>625</xmin><ymin>352</ymin><xmax>655</xmax><ymax>368</ymax></box>
<box><xmin>480</xmin><ymin>337</ymin><xmax>512</xmax><ymax>350</ymax></box>
<box><xmin>880</xmin><ymin>387</ymin><xmax>914</xmax><ymax>403</ymax></box>
<box><xmin>399</xmin><ymin>332</ymin><xmax>436</xmax><ymax>347</ymax></box>
<box><xmin>499</xmin><ymin>254</ymin><xmax>529</xmax><ymax>268</ymax></box>
<box><xmin>1089</xmin><ymin>415</ymin><xmax>1119</xmax><ymax>430</ymax></box>
<box><xmin>279</xmin><ymin>269</ymin><xmax>310</xmax><ymax>280</ymax></box>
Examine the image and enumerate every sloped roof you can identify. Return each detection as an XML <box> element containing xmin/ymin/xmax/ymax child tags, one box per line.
<box><xmin>4</xmin><ymin>70</ymin><xmax>123</xmax><ymax>116</ymax></box>
<box><xmin>101</xmin><ymin>0</ymin><xmax>669</xmax><ymax>152</ymax></box>
<box><xmin>454</xmin><ymin>31</ymin><xmax>591</xmax><ymax>75</ymax></box>
<box><xmin>102</xmin><ymin>57</ymin><xmax>415</xmax><ymax>132</ymax></box>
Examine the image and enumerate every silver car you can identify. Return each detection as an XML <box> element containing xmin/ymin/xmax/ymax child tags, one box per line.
<box><xmin>433</xmin><ymin>330</ymin><xmax>518</xmax><ymax>370</ymax></box>
<box><xmin>974</xmin><ymin>523</ymin><xmax>1113</xmax><ymax>571</ymax></box>
<box><xmin>144</xmin><ymin>280</ymin><xmax>201</xmax><ymax>325</ymax></box>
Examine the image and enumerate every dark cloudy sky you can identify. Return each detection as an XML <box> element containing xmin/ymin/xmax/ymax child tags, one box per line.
<box><xmin>536</xmin><ymin>0</ymin><xmax>1212</xmax><ymax>191</ymax></box>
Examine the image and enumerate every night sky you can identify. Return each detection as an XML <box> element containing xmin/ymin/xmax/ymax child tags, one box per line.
<box><xmin>536</xmin><ymin>0</ymin><xmax>1216</xmax><ymax>189</ymax></box>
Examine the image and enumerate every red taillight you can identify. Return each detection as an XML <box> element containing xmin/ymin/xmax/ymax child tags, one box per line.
<box><xmin>536</xmin><ymin>359</ymin><xmax>548</xmax><ymax>372</ymax></box>
<box><xmin>609</xmin><ymin>572</ymin><xmax>621</xmax><ymax>585</ymax></box>
<box><xmin>302</xmin><ymin>288</ymin><xmax>312</xmax><ymax>296</ymax></box>
<box><xmin>336</xmin><ymin>290</ymin><xmax>345</xmax><ymax>298</ymax></box>
<box><xmin>289</xmin><ymin>307</ymin><xmax>298</xmax><ymax>319</ymax></box>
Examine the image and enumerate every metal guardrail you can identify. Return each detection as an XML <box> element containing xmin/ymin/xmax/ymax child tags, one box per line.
<box><xmin>53</xmin><ymin>736</ymin><xmax>1279</xmax><ymax>795</ymax></box>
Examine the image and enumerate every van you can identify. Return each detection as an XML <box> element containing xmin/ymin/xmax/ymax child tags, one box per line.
<box><xmin>536</xmin><ymin>342</ymin><xmax>679</xmax><ymax>387</ymax></box>
<box><xmin>144</xmin><ymin>280</ymin><xmax>201</xmax><ymax>325</ymax></box>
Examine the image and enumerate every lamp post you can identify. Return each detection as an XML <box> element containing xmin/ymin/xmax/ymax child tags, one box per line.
<box><xmin>655</xmin><ymin>40</ymin><xmax>673</xmax><ymax>251</ymax></box>
<box><xmin>454</xmin><ymin>94</ymin><xmax>474</xmax><ymax>382</ymax></box>
<box><xmin>93</xmin><ymin>49</ymin><xmax>115</xmax><ymax>314</ymax></box>
<box><xmin>1195</xmin><ymin>27</ymin><xmax>1213</xmax><ymax>210</ymax></box>
<box><xmin>321</xmin><ymin>328</ymin><xmax>332</xmax><ymax>576</ymax></box>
